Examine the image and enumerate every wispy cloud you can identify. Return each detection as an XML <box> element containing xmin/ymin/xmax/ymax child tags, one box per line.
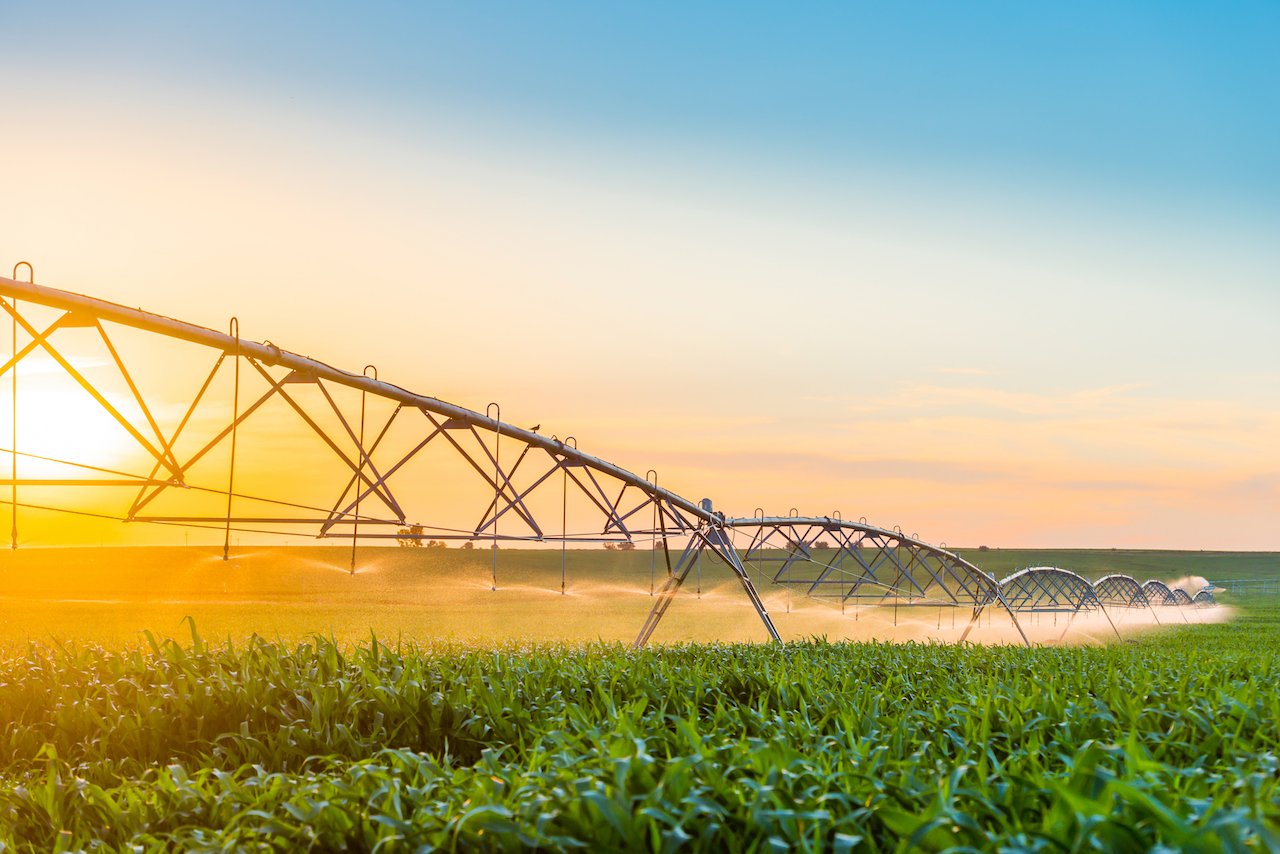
<box><xmin>852</xmin><ymin>382</ymin><xmax>1153</xmax><ymax>418</ymax></box>
<box><xmin>640</xmin><ymin>449</ymin><xmax>1012</xmax><ymax>486</ymax></box>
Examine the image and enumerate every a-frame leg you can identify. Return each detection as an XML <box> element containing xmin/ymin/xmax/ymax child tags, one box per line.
<box><xmin>633</xmin><ymin>536</ymin><xmax>705</xmax><ymax>649</ymax></box>
<box><xmin>702</xmin><ymin>526</ymin><xmax>781</xmax><ymax>642</ymax></box>
<box><xmin>959</xmin><ymin>588</ymin><xmax>1031</xmax><ymax>647</ymax></box>
<box><xmin>633</xmin><ymin>526</ymin><xmax>783</xmax><ymax>648</ymax></box>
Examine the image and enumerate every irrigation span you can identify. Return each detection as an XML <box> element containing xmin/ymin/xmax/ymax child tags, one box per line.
<box><xmin>0</xmin><ymin>270</ymin><xmax>1210</xmax><ymax>646</ymax></box>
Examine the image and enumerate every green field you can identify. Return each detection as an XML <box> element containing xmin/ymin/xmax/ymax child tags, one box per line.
<box><xmin>0</xmin><ymin>546</ymin><xmax>1273</xmax><ymax>648</ymax></box>
<box><xmin>0</xmin><ymin>604</ymin><xmax>1276</xmax><ymax>851</ymax></box>
<box><xmin>956</xmin><ymin>547</ymin><xmax>1280</xmax><ymax>583</ymax></box>
<box><xmin>0</xmin><ymin>547</ymin><xmax>1277</xmax><ymax>850</ymax></box>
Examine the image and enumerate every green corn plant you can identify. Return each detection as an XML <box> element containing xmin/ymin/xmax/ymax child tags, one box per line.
<box><xmin>0</xmin><ymin>605</ymin><xmax>1276</xmax><ymax>851</ymax></box>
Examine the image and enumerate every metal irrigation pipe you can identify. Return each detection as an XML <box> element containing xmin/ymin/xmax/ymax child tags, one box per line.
<box><xmin>0</xmin><ymin>275</ymin><xmax>1021</xmax><ymax>639</ymax></box>
<box><xmin>0</xmin><ymin>276</ymin><xmax>715</xmax><ymax>528</ymax></box>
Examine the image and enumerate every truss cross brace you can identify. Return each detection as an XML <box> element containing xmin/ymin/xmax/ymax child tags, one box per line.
<box><xmin>634</xmin><ymin>525</ymin><xmax>780</xmax><ymax>648</ymax></box>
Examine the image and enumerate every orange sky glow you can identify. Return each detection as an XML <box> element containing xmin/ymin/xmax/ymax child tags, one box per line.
<box><xmin>2</xmin><ymin>6</ymin><xmax>1277</xmax><ymax>550</ymax></box>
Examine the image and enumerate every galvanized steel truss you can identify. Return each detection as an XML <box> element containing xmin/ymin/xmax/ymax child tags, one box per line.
<box><xmin>727</xmin><ymin>517</ymin><xmax>995</xmax><ymax>607</ymax></box>
<box><xmin>0</xmin><ymin>276</ymin><xmax>705</xmax><ymax>553</ymax></box>
<box><xmin>997</xmin><ymin>567</ymin><xmax>1102</xmax><ymax>614</ymax></box>
<box><xmin>1142</xmin><ymin>580</ymin><xmax>1178</xmax><ymax>607</ymax></box>
<box><xmin>1093</xmin><ymin>574</ymin><xmax>1147</xmax><ymax>608</ymax></box>
<box><xmin>0</xmin><ymin>274</ymin><xmax>1210</xmax><ymax>647</ymax></box>
<box><xmin>637</xmin><ymin>515</ymin><xmax>1030</xmax><ymax>648</ymax></box>
<box><xmin>1190</xmin><ymin>589</ymin><xmax>1218</xmax><ymax>608</ymax></box>
<box><xmin>988</xmin><ymin>567</ymin><xmax>1214</xmax><ymax>640</ymax></box>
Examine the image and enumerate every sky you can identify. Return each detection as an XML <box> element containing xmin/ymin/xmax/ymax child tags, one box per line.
<box><xmin>0</xmin><ymin>2</ymin><xmax>1278</xmax><ymax>549</ymax></box>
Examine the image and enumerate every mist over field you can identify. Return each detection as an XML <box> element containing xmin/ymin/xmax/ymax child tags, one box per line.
<box><xmin>0</xmin><ymin>546</ymin><xmax>1259</xmax><ymax>648</ymax></box>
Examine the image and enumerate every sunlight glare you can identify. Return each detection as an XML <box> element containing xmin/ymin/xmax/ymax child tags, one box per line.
<box><xmin>0</xmin><ymin>374</ymin><xmax>140</xmax><ymax>477</ymax></box>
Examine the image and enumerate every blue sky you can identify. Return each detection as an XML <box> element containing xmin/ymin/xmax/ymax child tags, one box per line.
<box><xmin>10</xmin><ymin>1</ymin><xmax>1278</xmax><ymax>208</ymax></box>
<box><xmin>1</xmin><ymin>2</ymin><xmax>1278</xmax><ymax>547</ymax></box>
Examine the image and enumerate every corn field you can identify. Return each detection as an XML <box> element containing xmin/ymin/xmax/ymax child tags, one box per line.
<box><xmin>0</xmin><ymin>608</ymin><xmax>1277</xmax><ymax>852</ymax></box>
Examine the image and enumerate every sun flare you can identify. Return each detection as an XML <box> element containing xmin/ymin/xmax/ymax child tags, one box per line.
<box><xmin>0</xmin><ymin>374</ymin><xmax>141</xmax><ymax>478</ymax></box>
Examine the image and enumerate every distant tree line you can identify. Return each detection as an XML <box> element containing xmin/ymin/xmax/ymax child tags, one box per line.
<box><xmin>783</xmin><ymin>537</ymin><xmax>832</xmax><ymax>551</ymax></box>
<box><xmin>395</xmin><ymin>526</ymin><xmax>447</xmax><ymax>548</ymax></box>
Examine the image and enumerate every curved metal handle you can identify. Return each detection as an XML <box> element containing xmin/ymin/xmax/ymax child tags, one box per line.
<box><xmin>11</xmin><ymin>262</ymin><xmax>32</xmax><ymax>284</ymax></box>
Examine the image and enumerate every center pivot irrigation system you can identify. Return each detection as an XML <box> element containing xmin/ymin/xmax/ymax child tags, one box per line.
<box><xmin>0</xmin><ymin>269</ymin><xmax>1212</xmax><ymax>646</ymax></box>
<box><xmin>988</xmin><ymin>567</ymin><xmax>1214</xmax><ymax>643</ymax></box>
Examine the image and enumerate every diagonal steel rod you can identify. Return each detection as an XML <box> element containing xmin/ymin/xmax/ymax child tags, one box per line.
<box><xmin>313</xmin><ymin>378</ymin><xmax>404</xmax><ymax>521</ymax></box>
<box><xmin>322</xmin><ymin>404</ymin><xmax>407</xmax><ymax>532</ymax></box>
<box><xmin>418</xmin><ymin>411</ymin><xmax>542</xmax><ymax>534</ymax></box>
<box><xmin>247</xmin><ymin>360</ymin><xmax>401</xmax><ymax>518</ymax></box>
<box><xmin>95</xmin><ymin>321</ymin><xmax>182</xmax><ymax>474</ymax></box>
<box><xmin>128</xmin><ymin>381</ymin><xmax>279</xmax><ymax>517</ymax></box>
<box><xmin>129</xmin><ymin>353</ymin><xmax>226</xmax><ymax>517</ymax></box>
<box><xmin>471</xmin><ymin>443</ymin><xmax>535</xmax><ymax>536</ymax></box>
<box><xmin>634</xmin><ymin>535</ymin><xmax>705</xmax><ymax>649</ymax></box>
<box><xmin>0</xmin><ymin>298</ymin><xmax>179</xmax><ymax>477</ymax></box>
<box><xmin>0</xmin><ymin>312</ymin><xmax>66</xmax><ymax>378</ymax></box>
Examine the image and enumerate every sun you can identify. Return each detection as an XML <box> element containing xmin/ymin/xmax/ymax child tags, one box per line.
<box><xmin>0</xmin><ymin>370</ymin><xmax>144</xmax><ymax>480</ymax></box>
